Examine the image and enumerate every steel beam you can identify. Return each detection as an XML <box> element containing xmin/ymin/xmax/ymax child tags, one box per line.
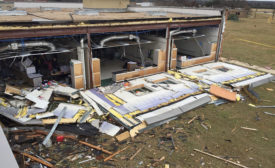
<box><xmin>169</xmin><ymin>20</ymin><xmax>221</xmax><ymax>28</ymax></box>
<box><xmin>87</xmin><ymin>33</ymin><xmax>93</xmax><ymax>89</ymax></box>
<box><xmin>165</xmin><ymin>24</ymin><xmax>170</xmax><ymax>72</ymax></box>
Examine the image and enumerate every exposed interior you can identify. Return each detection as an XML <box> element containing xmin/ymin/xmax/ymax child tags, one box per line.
<box><xmin>0</xmin><ymin>36</ymin><xmax>82</xmax><ymax>88</ymax></box>
<box><xmin>90</xmin><ymin>29</ymin><xmax>167</xmax><ymax>86</ymax></box>
<box><xmin>0</xmin><ymin>25</ymin><xmax>221</xmax><ymax>90</ymax></box>
<box><xmin>171</xmin><ymin>26</ymin><xmax>219</xmax><ymax>69</ymax></box>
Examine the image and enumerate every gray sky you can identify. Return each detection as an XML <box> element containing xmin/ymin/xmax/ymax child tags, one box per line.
<box><xmin>248</xmin><ymin>0</ymin><xmax>275</xmax><ymax>1</ymax></box>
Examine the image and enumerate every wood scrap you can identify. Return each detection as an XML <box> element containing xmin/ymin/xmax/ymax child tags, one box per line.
<box><xmin>42</xmin><ymin>118</ymin><xmax>77</xmax><ymax>125</ymax></box>
<box><xmin>5</xmin><ymin>84</ymin><xmax>22</xmax><ymax>96</ymax></box>
<box><xmin>188</xmin><ymin>115</ymin><xmax>198</xmax><ymax>124</ymax></box>
<box><xmin>21</xmin><ymin>152</ymin><xmax>54</xmax><ymax>168</ymax></box>
<box><xmin>265</xmin><ymin>88</ymin><xmax>274</xmax><ymax>92</ymax></box>
<box><xmin>130</xmin><ymin>146</ymin><xmax>144</xmax><ymax>160</ymax></box>
<box><xmin>241</xmin><ymin>127</ymin><xmax>258</xmax><ymax>131</ymax></box>
<box><xmin>104</xmin><ymin>146</ymin><xmax>129</xmax><ymax>162</ymax></box>
<box><xmin>79</xmin><ymin>141</ymin><xmax>113</xmax><ymax>155</ymax></box>
<box><xmin>130</xmin><ymin>122</ymin><xmax>147</xmax><ymax>138</ymax></box>
<box><xmin>194</xmin><ymin>149</ymin><xmax>248</xmax><ymax>168</ymax></box>
<box><xmin>53</xmin><ymin>96</ymin><xmax>68</xmax><ymax>101</ymax></box>
<box><xmin>209</xmin><ymin>85</ymin><xmax>237</xmax><ymax>101</ymax></box>
<box><xmin>170</xmin><ymin>135</ymin><xmax>176</xmax><ymax>150</ymax></box>
<box><xmin>263</xmin><ymin>112</ymin><xmax>275</xmax><ymax>116</ymax></box>
<box><xmin>116</xmin><ymin>131</ymin><xmax>130</xmax><ymax>142</ymax></box>
<box><xmin>152</xmin><ymin>156</ymin><xmax>165</xmax><ymax>166</ymax></box>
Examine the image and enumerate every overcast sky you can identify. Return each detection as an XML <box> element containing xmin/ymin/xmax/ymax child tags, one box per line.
<box><xmin>248</xmin><ymin>0</ymin><xmax>275</xmax><ymax>1</ymax></box>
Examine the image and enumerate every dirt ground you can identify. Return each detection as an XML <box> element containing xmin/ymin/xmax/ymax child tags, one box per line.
<box><xmin>7</xmin><ymin>15</ymin><xmax>275</xmax><ymax>168</ymax></box>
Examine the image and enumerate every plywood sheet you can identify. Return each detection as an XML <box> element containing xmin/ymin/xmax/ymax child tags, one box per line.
<box><xmin>209</xmin><ymin>84</ymin><xmax>237</xmax><ymax>101</ymax></box>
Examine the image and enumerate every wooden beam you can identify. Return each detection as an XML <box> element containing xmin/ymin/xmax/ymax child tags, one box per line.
<box><xmin>79</xmin><ymin>141</ymin><xmax>113</xmax><ymax>155</ymax></box>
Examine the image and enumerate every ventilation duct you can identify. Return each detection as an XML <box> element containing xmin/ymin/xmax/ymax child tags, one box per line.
<box><xmin>99</xmin><ymin>34</ymin><xmax>140</xmax><ymax>48</ymax></box>
<box><xmin>99</xmin><ymin>34</ymin><xmax>145</xmax><ymax>67</ymax></box>
<box><xmin>0</xmin><ymin>41</ymin><xmax>56</xmax><ymax>53</ymax></box>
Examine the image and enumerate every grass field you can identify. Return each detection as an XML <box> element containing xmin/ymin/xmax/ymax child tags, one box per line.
<box><xmin>222</xmin><ymin>14</ymin><xmax>275</xmax><ymax>69</ymax></box>
<box><xmin>55</xmin><ymin>16</ymin><xmax>275</xmax><ymax>168</ymax></box>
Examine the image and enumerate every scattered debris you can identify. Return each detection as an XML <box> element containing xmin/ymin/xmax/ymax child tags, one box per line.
<box><xmin>262</xmin><ymin>137</ymin><xmax>269</xmax><ymax>141</ymax></box>
<box><xmin>265</xmin><ymin>88</ymin><xmax>274</xmax><ymax>91</ymax></box>
<box><xmin>116</xmin><ymin>131</ymin><xmax>130</xmax><ymax>142</ymax></box>
<box><xmin>263</xmin><ymin>112</ymin><xmax>275</xmax><ymax>116</ymax></box>
<box><xmin>188</xmin><ymin>115</ymin><xmax>198</xmax><ymax>124</ymax></box>
<box><xmin>104</xmin><ymin>146</ymin><xmax>129</xmax><ymax>162</ymax></box>
<box><xmin>243</xmin><ymin>86</ymin><xmax>260</xmax><ymax>103</ymax></box>
<box><xmin>99</xmin><ymin>121</ymin><xmax>121</xmax><ymax>137</ymax></box>
<box><xmin>79</xmin><ymin>141</ymin><xmax>113</xmax><ymax>155</ymax></box>
<box><xmin>209</xmin><ymin>84</ymin><xmax>237</xmax><ymax>101</ymax></box>
<box><xmin>201</xmin><ymin>123</ymin><xmax>208</xmax><ymax>130</ymax></box>
<box><xmin>241</xmin><ymin>127</ymin><xmax>258</xmax><ymax>131</ymax></box>
<box><xmin>16</xmin><ymin>151</ymin><xmax>54</xmax><ymax>168</ymax></box>
<box><xmin>249</xmin><ymin>104</ymin><xmax>275</xmax><ymax>108</ymax></box>
<box><xmin>152</xmin><ymin>156</ymin><xmax>165</xmax><ymax>166</ymax></box>
<box><xmin>194</xmin><ymin>149</ymin><xmax>248</xmax><ymax>168</ymax></box>
<box><xmin>130</xmin><ymin>122</ymin><xmax>147</xmax><ymax>138</ymax></box>
<box><xmin>78</xmin><ymin>156</ymin><xmax>95</xmax><ymax>164</ymax></box>
<box><xmin>5</xmin><ymin>85</ymin><xmax>22</xmax><ymax>96</ymax></box>
<box><xmin>42</xmin><ymin>107</ymin><xmax>66</xmax><ymax>147</ymax></box>
<box><xmin>130</xmin><ymin>146</ymin><xmax>144</xmax><ymax>160</ymax></box>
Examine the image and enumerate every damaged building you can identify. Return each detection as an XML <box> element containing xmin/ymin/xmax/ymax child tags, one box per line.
<box><xmin>0</xmin><ymin>1</ymin><xmax>274</xmax><ymax>167</ymax></box>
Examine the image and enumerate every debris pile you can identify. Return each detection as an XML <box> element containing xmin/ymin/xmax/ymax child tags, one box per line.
<box><xmin>0</xmin><ymin>62</ymin><xmax>274</xmax><ymax>167</ymax></box>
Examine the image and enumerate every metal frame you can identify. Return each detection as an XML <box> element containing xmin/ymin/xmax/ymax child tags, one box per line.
<box><xmin>0</xmin><ymin>20</ymin><xmax>221</xmax><ymax>40</ymax></box>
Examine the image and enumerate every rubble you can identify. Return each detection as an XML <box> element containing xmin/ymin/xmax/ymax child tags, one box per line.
<box><xmin>0</xmin><ymin>3</ymin><xmax>274</xmax><ymax>167</ymax></box>
<box><xmin>0</xmin><ymin>65</ymin><xmax>273</xmax><ymax>166</ymax></box>
<box><xmin>194</xmin><ymin>149</ymin><xmax>249</xmax><ymax>168</ymax></box>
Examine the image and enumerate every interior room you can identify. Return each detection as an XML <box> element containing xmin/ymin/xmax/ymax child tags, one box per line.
<box><xmin>170</xmin><ymin>26</ymin><xmax>219</xmax><ymax>68</ymax></box>
<box><xmin>0</xmin><ymin>36</ymin><xmax>80</xmax><ymax>88</ymax></box>
<box><xmin>90</xmin><ymin>29</ymin><xmax>167</xmax><ymax>85</ymax></box>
